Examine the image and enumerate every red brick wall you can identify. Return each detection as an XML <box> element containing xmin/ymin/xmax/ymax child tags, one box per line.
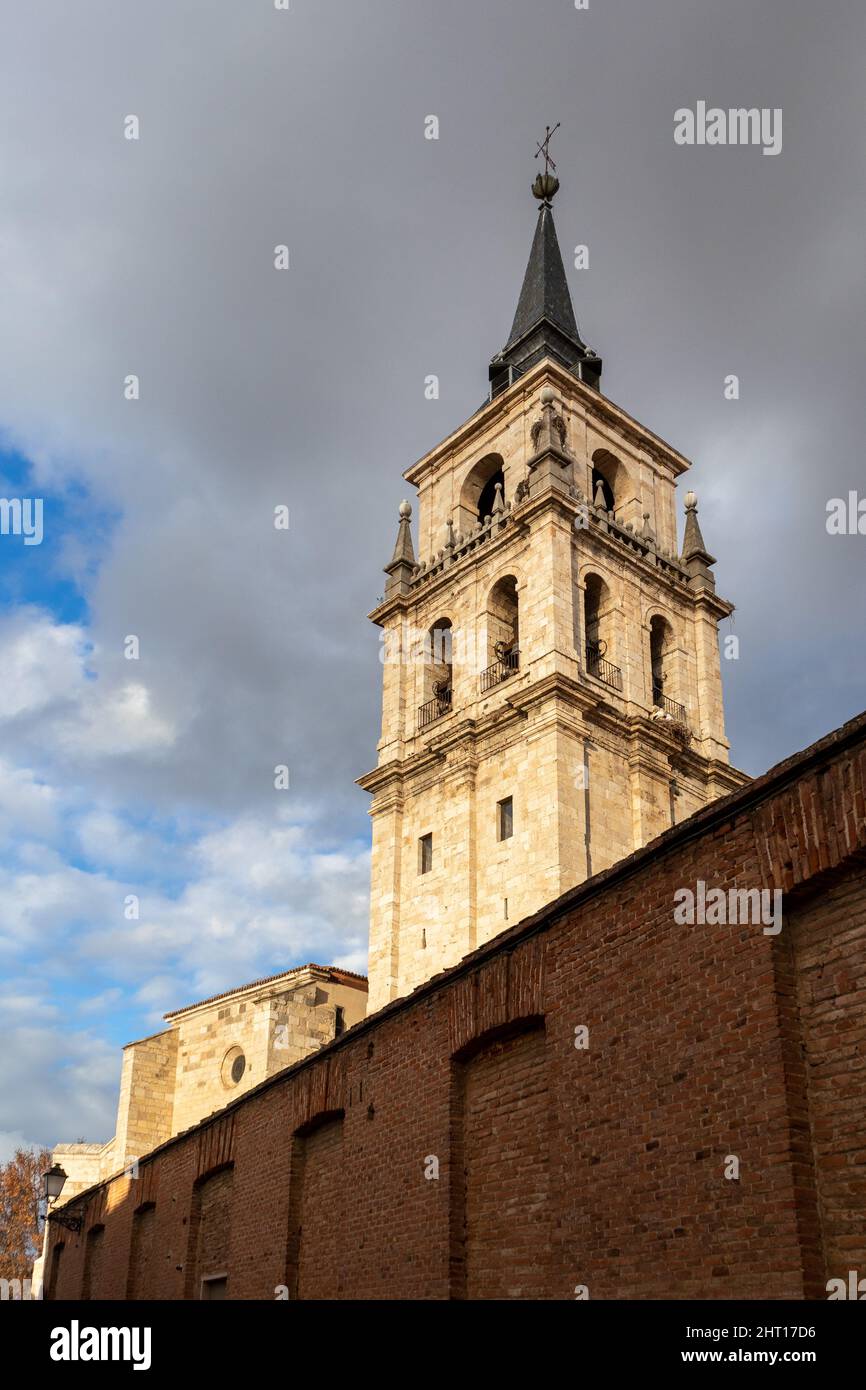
<box><xmin>44</xmin><ymin>714</ymin><xmax>866</xmax><ymax>1301</ymax></box>
<box><xmin>791</xmin><ymin>861</ymin><xmax>866</xmax><ymax>1284</ymax></box>
<box><xmin>47</xmin><ymin>1241</ymin><xmax>64</xmax><ymax>1300</ymax></box>
<box><xmin>81</xmin><ymin>1224</ymin><xmax>105</xmax><ymax>1300</ymax></box>
<box><xmin>188</xmin><ymin>1165</ymin><xmax>234</xmax><ymax>1298</ymax></box>
<box><xmin>127</xmin><ymin>1204</ymin><xmax>156</xmax><ymax>1300</ymax></box>
<box><xmin>452</xmin><ymin>1024</ymin><xmax>551</xmax><ymax>1299</ymax></box>
<box><xmin>288</xmin><ymin>1114</ymin><xmax>345</xmax><ymax>1299</ymax></box>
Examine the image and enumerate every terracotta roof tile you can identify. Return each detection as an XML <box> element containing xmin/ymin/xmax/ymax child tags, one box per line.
<box><xmin>163</xmin><ymin>963</ymin><xmax>367</xmax><ymax>1021</ymax></box>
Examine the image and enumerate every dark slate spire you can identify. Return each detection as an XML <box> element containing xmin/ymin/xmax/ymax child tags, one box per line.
<box><xmin>389</xmin><ymin>499</ymin><xmax>416</xmax><ymax>568</ymax></box>
<box><xmin>681</xmin><ymin>490</ymin><xmax>717</xmax><ymax>592</ymax></box>
<box><xmin>507</xmin><ymin>196</ymin><xmax>579</xmax><ymax>346</ymax></box>
<box><xmin>384</xmin><ymin>500</ymin><xmax>416</xmax><ymax>597</ymax></box>
<box><xmin>489</xmin><ymin>162</ymin><xmax>602</xmax><ymax>396</ymax></box>
<box><xmin>682</xmin><ymin>491</ymin><xmax>709</xmax><ymax>560</ymax></box>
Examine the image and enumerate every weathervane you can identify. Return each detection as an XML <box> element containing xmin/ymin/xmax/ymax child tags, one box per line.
<box><xmin>535</xmin><ymin>123</ymin><xmax>560</xmax><ymax>176</ymax></box>
<box><xmin>532</xmin><ymin>122</ymin><xmax>561</xmax><ymax>203</ymax></box>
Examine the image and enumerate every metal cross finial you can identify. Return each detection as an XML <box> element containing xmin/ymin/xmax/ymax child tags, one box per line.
<box><xmin>535</xmin><ymin>123</ymin><xmax>561</xmax><ymax>177</ymax></box>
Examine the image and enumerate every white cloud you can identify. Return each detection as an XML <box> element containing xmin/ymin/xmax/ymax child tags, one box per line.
<box><xmin>0</xmin><ymin>611</ymin><xmax>84</xmax><ymax>722</ymax></box>
<box><xmin>0</xmin><ymin>1014</ymin><xmax>119</xmax><ymax>1155</ymax></box>
<box><xmin>0</xmin><ymin>1131</ymin><xmax>40</xmax><ymax>1165</ymax></box>
<box><xmin>75</xmin><ymin>811</ymin><xmax>155</xmax><ymax>870</ymax></box>
<box><xmin>0</xmin><ymin>792</ymin><xmax>368</xmax><ymax>1064</ymax></box>
<box><xmin>0</xmin><ymin>610</ymin><xmax>176</xmax><ymax>767</ymax></box>
<box><xmin>0</xmin><ymin>760</ymin><xmax>59</xmax><ymax>840</ymax></box>
<box><xmin>74</xmin><ymin>813</ymin><xmax>371</xmax><ymax>1014</ymax></box>
<box><xmin>76</xmin><ymin>988</ymin><xmax>123</xmax><ymax>1016</ymax></box>
<box><xmin>55</xmin><ymin>678</ymin><xmax>176</xmax><ymax>760</ymax></box>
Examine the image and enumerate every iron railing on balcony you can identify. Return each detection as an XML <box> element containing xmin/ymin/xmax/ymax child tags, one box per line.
<box><xmin>652</xmin><ymin>686</ymin><xmax>688</xmax><ymax>726</ymax></box>
<box><xmin>585</xmin><ymin>641</ymin><xmax>623</xmax><ymax>691</ymax></box>
<box><xmin>480</xmin><ymin>648</ymin><xmax>520</xmax><ymax>693</ymax></box>
<box><xmin>418</xmin><ymin>685</ymin><xmax>452</xmax><ymax>730</ymax></box>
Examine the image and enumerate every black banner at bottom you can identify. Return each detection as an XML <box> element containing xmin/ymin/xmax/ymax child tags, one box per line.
<box><xmin>5</xmin><ymin>1297</ymin><xmax>861</xmax><ymax>1376</ymax></box>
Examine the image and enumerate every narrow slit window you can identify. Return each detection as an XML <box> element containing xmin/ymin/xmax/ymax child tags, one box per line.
<box><xmin>498</xmin><ymin>796</ymin><xmax>514</xmax><ymax>841</ymax></box>
<box><xmin>419</xmin><ymin>833</ymin><xmax>433</xmax><ymax>874</ymax></box>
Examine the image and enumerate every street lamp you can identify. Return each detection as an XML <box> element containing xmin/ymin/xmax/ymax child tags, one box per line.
<box><xmin>43</xmin><ymin>1164</ymin><xmax>82</xmax><ymax>1233</ymax></box>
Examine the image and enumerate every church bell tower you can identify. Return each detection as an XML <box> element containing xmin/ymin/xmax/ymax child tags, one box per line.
<box><xmin>359</xmin><ymin>158</ymin><xmax>748</xmax><ymax>1012</ymax></box>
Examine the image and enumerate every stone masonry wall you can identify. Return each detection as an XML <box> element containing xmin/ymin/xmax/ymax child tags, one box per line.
<box><xmin>116</xmin><ymin>1028</ymin><xmax>179</xmax><ymax>1164</ymax></box>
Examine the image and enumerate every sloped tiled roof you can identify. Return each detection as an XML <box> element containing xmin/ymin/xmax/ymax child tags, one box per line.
<box><xmin>163</xmin><ymin>963</ymin><xmax>367</xmax><ymax>1021</ymax></box>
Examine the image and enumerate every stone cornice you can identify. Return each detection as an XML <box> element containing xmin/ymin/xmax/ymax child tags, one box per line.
<box><xmin>368</xmin><ymin>509</ymin><xmax>532</xmax><ymax>627</ymax></box>
<box><xmin>403</xmin><ymin>357</ymin><xmax>691</xmax><ymax>489</ymax></box>
<box><xmin>359</xmin><ymin>667</ymin><xmax>748</xmax><ymax>802</ymax></box>
<box><xmin>359</xmin><ymin>670</ymin><xmax>741</xmax><ymax>791</ymax></box>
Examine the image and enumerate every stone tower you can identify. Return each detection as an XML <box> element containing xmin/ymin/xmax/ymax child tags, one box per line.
<box><xmin>359</xmin><ymin>166</ymin><xmax>748</xmax><ymax>1012</ymax></box>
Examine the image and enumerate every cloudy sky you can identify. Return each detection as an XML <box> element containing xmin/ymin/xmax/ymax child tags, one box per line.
<box><xmin>1</xmin><ymin>0</ymin><xmax>864</xmax><ymax>1159</ymax></box>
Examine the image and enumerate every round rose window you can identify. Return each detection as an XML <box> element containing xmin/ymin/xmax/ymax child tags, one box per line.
<box><xmin>221</xmin><ymin>1046</ymin><xmax>246</xmax><ymax>1088</ymax></box>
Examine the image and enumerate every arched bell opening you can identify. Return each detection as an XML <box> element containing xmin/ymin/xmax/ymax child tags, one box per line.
<box><xmin>481</xmin><ymin>576</ymin><xmax>520</xmax><ymax>692</ymax></box>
